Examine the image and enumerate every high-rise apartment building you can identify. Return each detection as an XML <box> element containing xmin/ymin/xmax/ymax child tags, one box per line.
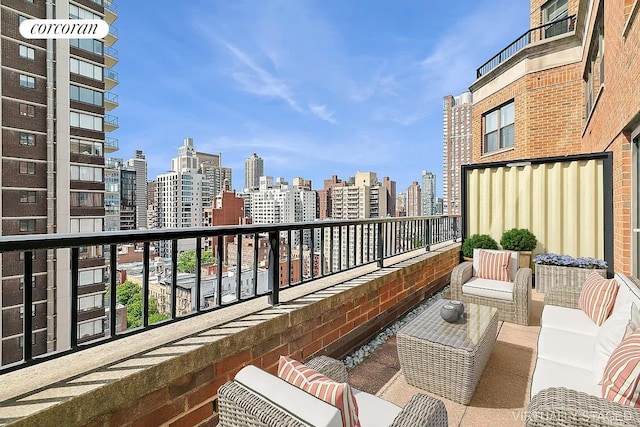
<box><xmin>245</xmin><ymin>177</ymin><xmax>316</xmax><ymax>248</ymax></box>
<box><xmin>443</xmin><ymin>92</ymin><xmax>472</xmax><ymax>215</ymax></box>
<box><xmin>318</xmin><ymin>175</ymin><xmax>346</xmax><ymax>220</ymax></box>
<box><xmin>421</xmin><ymin>170</ymin><xmax>436</xmax><ymax>216</ymax></box>
<box><xmin>244</xmin><ymin>153</ymin><xmax>263</xmax><ymax>191</ymax></box>
<box><xmin>382</xmin><ymin>177</ymin><xmax>396</xmax><ymax>217</ymax></box>
<box><xmin>147</xmin><ymin>180</ymin><xmax>157</xmax><ymax>229</ymax></box>
<box><xmin>197</xmin><ymin>151</ymin><xmax>232</xmax><ymax>202</ymax></box>
<box><xmin>156</xmin><ymin>138</ymin><xmax>204</xmax><ymax>256</ymax></box>
<box><xmin>104</xmin><ymin>158</ymin><xmax>123</xmax><ymax>231</ymax></box>
<box><xmin>0</xmin><ymin>1</ymin><xmax>119</xmax><ymax>364</ymax></box>
<box><xmin>406</xmin><ymin>182</ymin><xmax>421</xmax><ymax>217</ymax></box>
<box><xmin>395</xmin><ymin>192</ymin><xmax>406</xmax><ymax>217</ymax></box>
<box><xmin>126</xmin><ymin>150</ymin><xmax>148</xmax><ymax>229</ymax></box>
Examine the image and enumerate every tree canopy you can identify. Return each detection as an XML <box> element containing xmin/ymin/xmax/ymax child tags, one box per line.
<box><xmin>116</xmin><ymin>280</ymin><xmax>169</xmax><ymax>328</ymax></box>
<box><xmin>177</xmin><ymin>249</ymin><xmax>215</xmax><ymax>273</ymax></box>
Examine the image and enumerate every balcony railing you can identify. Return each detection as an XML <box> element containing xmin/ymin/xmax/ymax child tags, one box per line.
<box><xmin>104</xmin><ymin>137</ymin><xmax>118</xmax><ymax>150</ymax></box>
<box><xmin>0</xmin><ymin>215</ymin><xmax>459</xmax><ymax>373</ymax></box>
<box><xmin>104</xmin><ymin>69</ymin><xmax>118</xmax><ymax>82</ymax></box>
<box><xmin>476</xmin><ymin>14</ymin><xmax>576</xmax><ymax>78</ymax></box>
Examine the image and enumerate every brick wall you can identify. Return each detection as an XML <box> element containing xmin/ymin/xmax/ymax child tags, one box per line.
<box><xmin>11</xmin><ymin>245</ymin><xmax>460</xmax><ymax>426</ymax></box>
<box><xmin>581</xmin><ymin>0</ymin><xmax>640</xmax><ymax>275</ymax></box>
<box><xmin>471</xmin><ymin>62</ymin><xmax>584</xmax><ymax>164</ymax></box>
<box><xmin>472</xmin><ymin>0</ymin><xmax>640</xmax><ymax>275</ymax></box>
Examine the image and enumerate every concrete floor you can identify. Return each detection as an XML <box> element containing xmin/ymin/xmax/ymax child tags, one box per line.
<box><xmin>348</xmin><ymin>289</ymin><xmax>545</xmax><ymax>427</ymax></box>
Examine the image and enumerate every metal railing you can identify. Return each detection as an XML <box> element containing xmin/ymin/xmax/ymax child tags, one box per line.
<box><xmin>104</xmin><ymin>91</ymin><xmax>119</xmax><ymax>105</ymax></box>
<box><xmin>104</xmin><ymin>137</ymin><xmax>118</xmax><ymax>149</ymax></box>
<box><xmin>103</xmin><ymin>45</ymin><xmax>118</xmax><ymax>59</ymax></box>
<box><xmin>0</xmin><ymin>216</ymin><xmax>459</xmax><ymax>373</ymax></box>
<box><xmin>476</xmin><ymin>15</ymin><xmax>576</xmax><ymax>78</ymax></box>
<box><xmin>104</xmin><ymin>69</ymin><xmax>119</xmax><ymax>82</ymax></box>
<box><xmin>104</xmin><ymin>114</ymin><xmax>118</xmax><ymax>127</ymax></box>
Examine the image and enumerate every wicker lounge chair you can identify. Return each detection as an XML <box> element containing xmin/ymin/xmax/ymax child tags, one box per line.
<box><xmin>451</xmin><ymin>249</ymin><xmax>532</xmax><ymax>325</ymax></box>
<box><xmin>217</xmin><ymin>356</ymin><xmax>448</xmax><ymax>427</ymax></box>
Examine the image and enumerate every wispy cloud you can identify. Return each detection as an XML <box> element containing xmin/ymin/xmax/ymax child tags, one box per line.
<box><xmin>308</xmin><ymin>104</ymin><xmax>337</xmax><ymax>124</ymax></box>
<box><xmin>223</xmin><ymin>41</ymin><xmax>302</xmax><ymax>112</ymax></box>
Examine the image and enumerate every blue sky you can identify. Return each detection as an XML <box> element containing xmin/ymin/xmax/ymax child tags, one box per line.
<box><xmin>113</xmin><ymin>0</ymin><xmax>530</xmax><ymax>195</ymax></box>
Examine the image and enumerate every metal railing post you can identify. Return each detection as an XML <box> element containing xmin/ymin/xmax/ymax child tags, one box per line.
<box><xmin>425</xmin><ymin>219</ymin><xmax>431</xmax><ymax>252</ymax></box>
<box><xmin>268</xmin><ymin>231</ymin><xmax>280</xmax><ymax>305</ymax></box>
<box><xmin>377</xmin><ymin>222</ymin><xmax>384</xmax><ymax>268</ymax></box>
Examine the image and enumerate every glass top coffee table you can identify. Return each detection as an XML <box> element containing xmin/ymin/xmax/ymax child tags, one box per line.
<box><xmin>397</xmin><ymin>300</ymin><xmax>498</xmax><ymax>404</ymax></box>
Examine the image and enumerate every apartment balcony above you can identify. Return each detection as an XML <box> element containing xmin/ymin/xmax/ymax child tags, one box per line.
<box><xmin>105</xmin><ymin>24</ymin><xmax>118</xmax><ymax>47</ymax></box>
<box><xmin>104</xmin><ymin>69</ymin><xmax>118</xmax><ymax>90</ymax></box>
<box><xmin>103</xmin><ymin>0</ymin><xmax>117</xmax><ymax>25</ymax></box>
<box><xmin>103</xmin><ymin>45</ymin><xmax>118</xmax><ymax>68</ymax></box>
<box><xmin>104</xmin><ymin>136</ymin><xmax>118</xmax><ymax>152</ymax></box>
<box><xmin>104</xmin><ymin>91</ymin><xmax>118</xmax><ymax>110</ymax></box>
<box><xmin>475</xmin><ymin>15</ymin><xmax>577</xmax><ymax>79</ymax></box>
<box><xmin>104</xmin><ymin>114</ymin><xmax>118</xmax><ymax>131</ymax></box>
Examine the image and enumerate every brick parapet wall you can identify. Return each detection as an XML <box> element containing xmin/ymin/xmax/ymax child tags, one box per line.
<box><xmin>5</xmin><ymin>244</ymin><xmax>460</xmax><ymax>427</ymax></box>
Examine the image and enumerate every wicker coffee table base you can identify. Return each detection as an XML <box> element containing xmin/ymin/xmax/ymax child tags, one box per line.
<box><xmin>397</xmin><ymin>309</ymin><xmax>498</xmax><ymax>405</ymax></box>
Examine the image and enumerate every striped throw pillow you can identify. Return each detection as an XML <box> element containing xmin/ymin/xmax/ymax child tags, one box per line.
<box><xmin>578</xmin><ymin>271</ymin><xmax>618</xmax><ymax>326</ymax></box>
<box><xmin>476</xmin><ymin>250</ymin><xmax>510</xmax><ymax>282</ymax></box>
<box><xmin>278</xmin><ymin>356</ymin><xmax>360</xmax><ymax>427</ymax></box>
<box><xmin>602</xmin><ymin>329</ymin><xmax>640</xmax><ymax>407</ymax></box>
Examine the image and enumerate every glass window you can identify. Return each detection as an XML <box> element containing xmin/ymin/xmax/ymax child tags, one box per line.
<box><xmin>19</xmin><ymin>103</ymin><xmax>35</xmax><ymax>117</ymax></box>
<box><xmin>69</xmin><ymin>4</ymin><xmax>101</xmax><ymax>20</ymax></box>
<box><xmin>20</xmin><ymin>133</ymin><xmax>36</xmax><ymax>146</ymax></box>
<box><xmin>71</xmin><ymin>138</ymin><xmax>103</xmax><ymax>156</ymax></box>
<box><xmin>19</xmin><ymin>45</ymin><xmax>35</xmax><ymax>60</ymax></box>
<box><xmin>70</xmin><ymin>112</ymin><xmax>103</xmax><ymax>131</ymax></box>
<box><xmin>70</xmin><ymin>85</ymin><xmax>103</xmax><ymax>106</ymax></box>
<box><xmin>19</xmin><ymin>74</ymin><xmax>35</xmax><ymax>89</ymax></box>
<box><xmin>70</xmin><ymin>165</ymin><xmax>103</xmax><ymax>182</ymax></box>
<box><xmin>70</xmin><ymin>58</ymin><xmax>103</xmax><ymax>81</ymax></box>
<box><xmin>483</xmin><ymin>101</ymin><xmax>515</xmax><ymax>153</ymax></box>
<box><xmin>542</xmin><ymin>0</ymin><xmax>569</xmax><ymax>38</ymax></box>
<box><xmin>19</xmin><ymin>161</ymin><xmax>36</xmax><ymax>175</ymax></box>
<box><xmin>19</xmin><ymin>219</ymin><xmax>36</xmax><ymax>232</ymax></box>
<box><xmin>70</xmin><ymin>38</ymin><xmax>103</xmax><ymax>55</ymax></box>
<box><xmin>19</xmin><ymin>191</ymin><xmax>37</xmax><ymax>203</ymax></box>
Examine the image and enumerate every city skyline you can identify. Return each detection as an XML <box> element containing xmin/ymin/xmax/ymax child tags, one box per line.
<box><xmin>113</xmin><ymin>0</ymin><xmax>530</xmax><ymax>193</ymax></box>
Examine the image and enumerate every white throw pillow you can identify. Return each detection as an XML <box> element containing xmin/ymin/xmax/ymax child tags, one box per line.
<box><xmin>593</xmin><ymin>302</ymin><xmax>636</xmax><ymax>384</ymax></box>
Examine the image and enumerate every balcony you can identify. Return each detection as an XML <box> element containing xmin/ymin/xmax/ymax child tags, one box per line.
<box><xmin>476</xmin><ymin>14</ymin><xmax>576</xmax><ymax>78</ymax></box>
<box><xmin>104</xmin><ymin>136</ymin><xmax>118</xmax><ymax>152</ymax></box>
<box><xmin>104</xmin><ymin>91</ymin><xmax>118</xmax><ymax>110</ymax></box>
<box><xmin>104</xmin><ymin>24</ymin><xmax>118</xmax><ymax>47</ymax></box>
<box><xmin>103</xmin><ymin>45</ymin><xmax>118</xmax><ymax>68</ymax></box>
<box><xmin>104</xmin><ymin>114</ymin><xmax>119</xmax><ymax>131</ymax></box>
<box><xmin>103</xmin><ymin>0</ymin><xmax>117</xmax><ymax>25</ymax></box>
<box><xmin>0</xmin><ymin>217</ymin><xmax>462</xmax><ymax>425</ymax></box>
<box><xmin>103</xmin><ymin>69</ymin><xmax>118</xmax><ymax>90</ymax></box>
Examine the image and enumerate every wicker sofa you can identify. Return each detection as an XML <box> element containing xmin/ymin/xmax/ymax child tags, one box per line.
<box><xmin>526</xmin><ymin>273</ymin><xmax>640</xmax><ymax>426</ymax></box>
<box><xmin>217</xmin><ymin>356</ymin><xmax>448</xmax><ymax>427</ymax></box>
<box><xmin>451</xmin><ymin>249</ymin><xmax>532</xmax><ymax>325</ymax></box>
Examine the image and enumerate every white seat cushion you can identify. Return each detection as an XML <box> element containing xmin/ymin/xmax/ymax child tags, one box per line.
<box><xmin>530</xmin><ymin>358</ymin><xmax>601</xmax><ymax>399</ymax></box>
<box><xmin>235</xmin><ymin>365</ymin><xmax>342</xmax><ymax>427</ymax></box>
<box><xmin>540</xmin><ymin>305</ymin><xmax>599</xmax><ymax>336</ymax></box>
<box><xmin>462</xmin><ymin>277</ymin><xmax>514</xmax><ymax>301</ymax></box>
<box><xmin>352</xmin><ymin>389</ymin><xmax>402</xmax><ymax>427</ymax></box>
<box><xmin>537</xmin><ymin>327</ymin><xmax>596</xmax><ymax>370</ymax></box>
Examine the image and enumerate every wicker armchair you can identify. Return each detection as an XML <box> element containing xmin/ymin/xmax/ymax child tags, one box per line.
<box><xmin>451</xmin><ymin>252</ymin><xmax>532</xmax><ymax>325</ymax></box>
<box><xmin>217</xmin><ymin>356</ymin><xmax>448</xmax><ymax>427</ymax></box>
<box><xmin>527</xmin><ymin>387</ymin><xmax>640</xmax><ymax>427</ymax></box>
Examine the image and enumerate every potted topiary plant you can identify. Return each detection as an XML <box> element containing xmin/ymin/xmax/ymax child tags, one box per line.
<box><xmin>500</xmin><ymin>228</ymin><xmax>537</xmax><ymax>268</ymax></box>
<box><xmin>461</xmin><ymin>234</ymin><xmax>499</xmax><ymax>261</ymax></box>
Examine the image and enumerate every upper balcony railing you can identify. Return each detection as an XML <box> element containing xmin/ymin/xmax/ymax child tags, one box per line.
<box><xmin>0</xmin><ymin>216</ymin><xmax>459</xmax><ymax>373</ymax></box>
<box><xmin>476</xmin><ymin>14</ymin><xmax>576</xmax><ymax>78</ymax></box>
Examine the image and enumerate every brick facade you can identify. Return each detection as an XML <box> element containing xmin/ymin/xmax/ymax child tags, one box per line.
<box><xmin>471</xmin><ymin>0</ymin><xmax>640</xmax><ymax>275</ymax></box>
